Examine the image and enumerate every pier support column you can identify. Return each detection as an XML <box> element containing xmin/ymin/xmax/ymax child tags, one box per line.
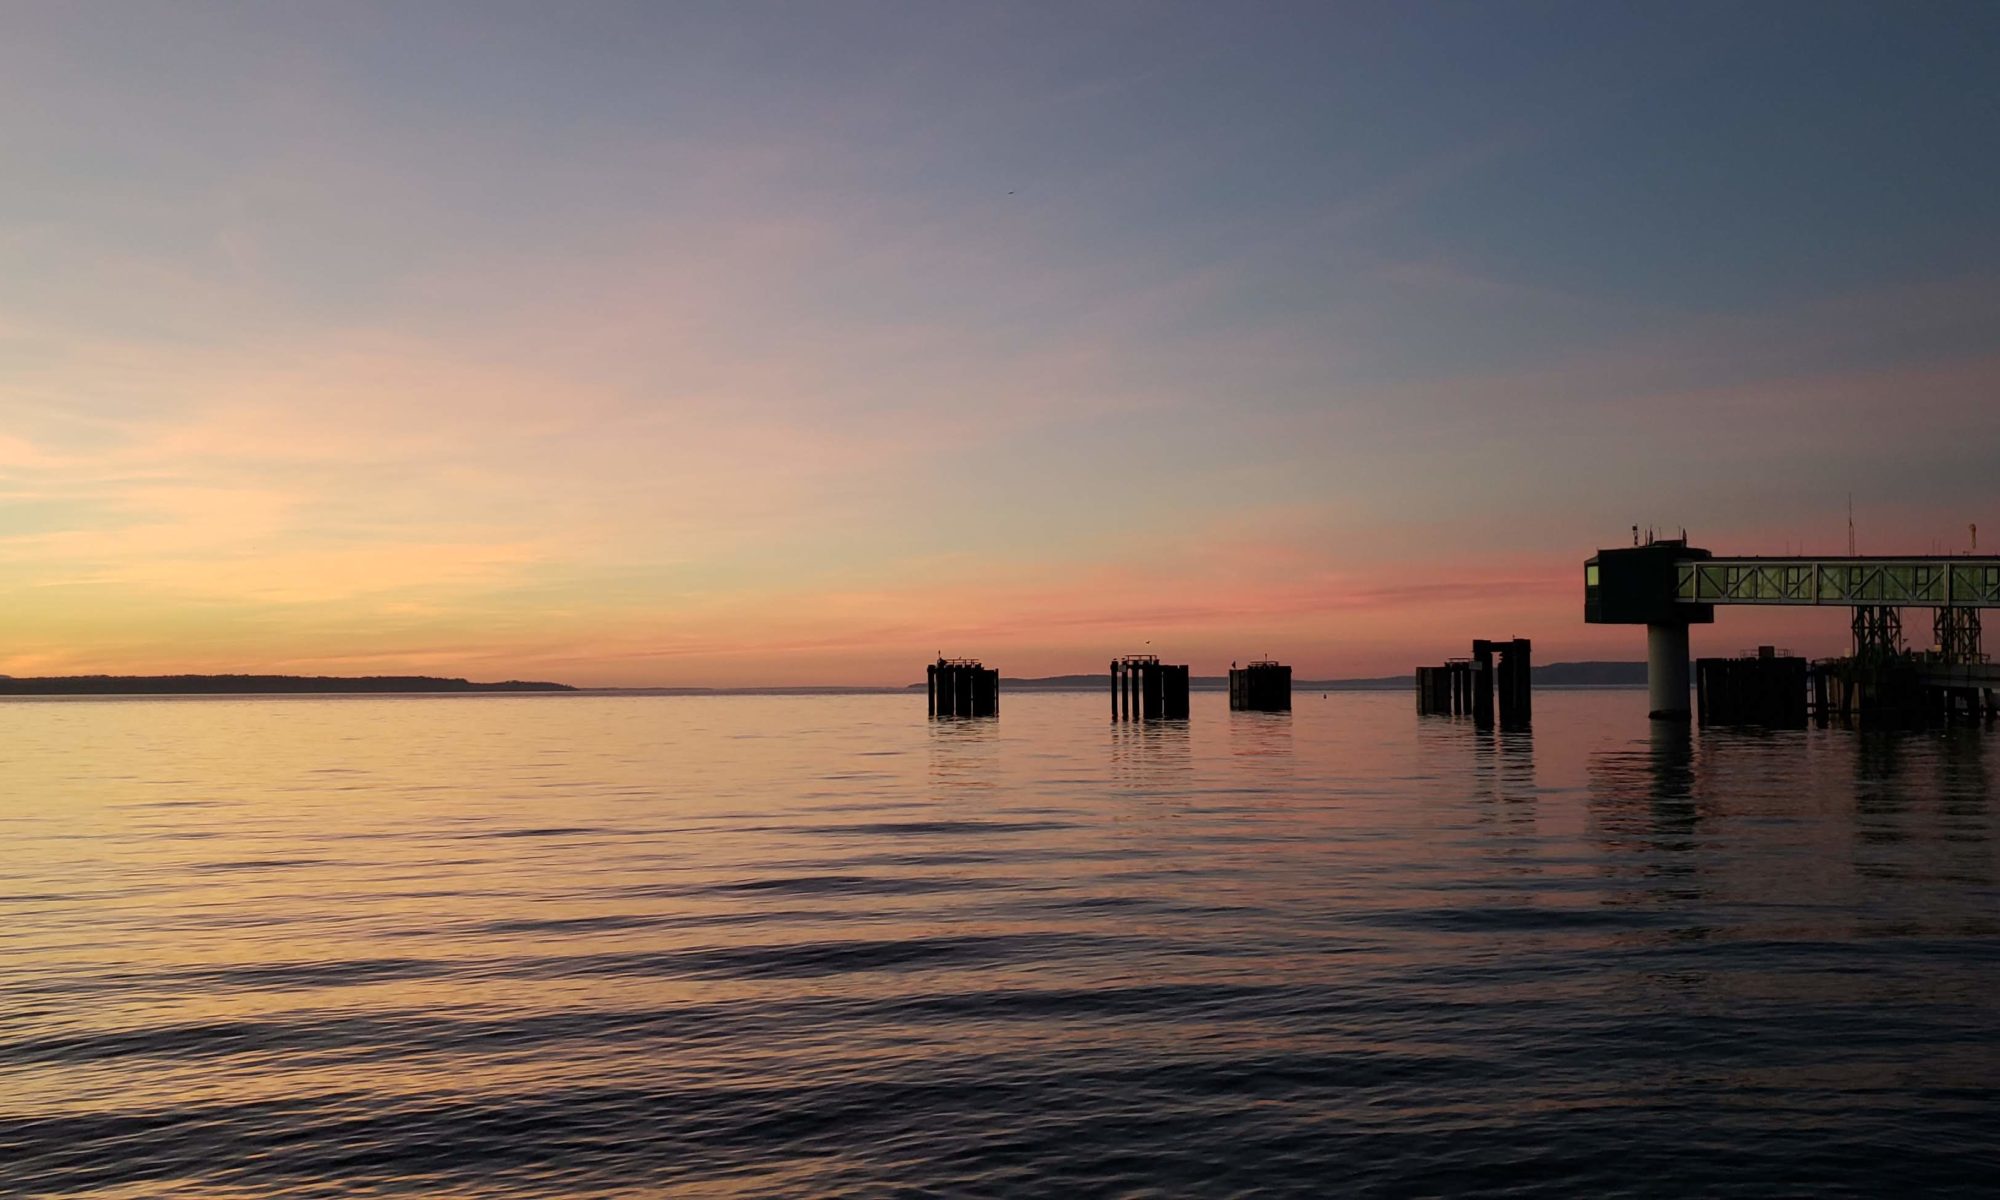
<box><xmin>1647</xmin><ymin>622</ymin><xmax>1693</xmax><ymax>721</ymax></box>
<box><xmin>1471</xmin><ymin>641</ymin><xmax>1495</xmax><ymax>727</ymax></box>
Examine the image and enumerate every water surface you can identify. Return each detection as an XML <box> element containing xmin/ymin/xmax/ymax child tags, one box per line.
<box><xmin>3</xmin><ymin>690</ymin><xmax>1995</xmax><ymax>1196</ymax></box>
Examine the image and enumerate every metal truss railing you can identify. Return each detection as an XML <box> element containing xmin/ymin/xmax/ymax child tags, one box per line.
<box><xmin>1675</xmin><ymin>558</ymin><xmax>2000</xmax><ymax>608</ymax></box>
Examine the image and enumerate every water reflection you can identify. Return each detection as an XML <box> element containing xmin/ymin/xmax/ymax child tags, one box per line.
<box><xmin>1225</xmin><ymin>710</ymin><xmax>1293</xmax><ymax>761</ymax></box>
<box><xmin>6</xmin><ymin>691</ymin><xmax>2000</xmax><ymax>1198</ymax></box>
<box><xmin>1935</xmin><ymin>729</ymin><xmax>1992</xmax><ymax>888</ymax></box>
<box><xmin>1463</xmin><ymin>725</ymin><xmax>1537</xmax><ymax>846</ymax></box>
<box><xmin>927</xmin><ymin>713</ymin><xmax>999</xmax><ymax>797</ymax></box>
<box><xmin>1587</xmin><ymin>721</ymin><xmax>1702</xmax><ymax>904</ymax></box>
<box><xmin>1108</xmin><ymin>718</ymin><xmax>1191</xmax><ymax>792</ymax></box>
<box><xmin>1850</xmin><ymin>727</ymin><xmax>1994</xmax><ymax>892</ymax></box>
<box><xmin>1480</xmin><ymin>726</ymin><xmax>1537</xmax><ymax>798</ymax></box>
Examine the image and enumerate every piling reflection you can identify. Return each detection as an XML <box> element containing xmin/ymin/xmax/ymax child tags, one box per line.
<box><xmin>1108</xmin><ymin>717</ymin><xmax>1192</xmax><ymax>792</ymax></box>
<box><xmin>1226</xmin><ymin>710</ymin><xmax>1293</xmax><ymax>760</ymax></box>
<box><xmin>1488</xmin><ymin>726</ymin><xmax>1538</xmax><ymax>798</ymax></box>
<box><xmin>1935</xmin><ymin>726</ymin><xmax>1993</xmax><ymax>889</ymax></box>
<box><xmin>1468</xmin><ymin>724</ymin><xmax>1537</xmax><ymax>844</ymax></box>
<box><xmin>1224</xmin><ymin>710</ymin><xmax>1295</xmax><ymax>797</ymax></box>
<box><xmin>1936</xmin><ymin>725</ymin><xmax>1992</xmax><ymax>807</ymax></box>
<box><xmin>1849</xmin><ymin>726</ymin><xmax>1995</xmax><ymax>893</ymax></box>
<box><xmin>1852</xmin><ymin>730</ymin><xmax>1916</xmax><ymax>879</ymax></box>
<box><xmin>1412</xmin><ymin>706</ymin><xmax>1481</xmax><ymax>764</ymax></box>
<box><xmin>1587</xmin><ymin>721</ymin><xmax>1702</xmax><ymax>904</ymax></box>
<box><xmin>927</xmin><ymin>710</ymin><xmax>1000</xmax><ymax>797</ymax></box>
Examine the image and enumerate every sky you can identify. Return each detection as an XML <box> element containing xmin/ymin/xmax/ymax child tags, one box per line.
<box><xmin>3</xmin><ymin>1</ymin><xmax>1998</xmax><ymax>686</ymax></box>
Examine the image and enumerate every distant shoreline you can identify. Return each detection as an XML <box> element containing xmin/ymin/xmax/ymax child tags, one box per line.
<box><xmin>0</xmin><ymin>661</ymin><xmax>1649</xmax><ymax>697</ymax></box>
<box><xmin>0</xmin><ymin>674</ymin><xmax>573</xmax><ymax>696</ymax></box>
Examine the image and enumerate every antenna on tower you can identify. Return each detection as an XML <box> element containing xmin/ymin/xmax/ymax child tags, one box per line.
<box><xmin>1847</xmin><ymin>494</ymin><xmax>1855</xmax><ymax>556</ymax></box>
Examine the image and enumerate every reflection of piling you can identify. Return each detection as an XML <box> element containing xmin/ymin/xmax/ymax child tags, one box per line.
<box><xmin>1418</xmin><ymin>639</ymin><xmax>1531</xmax><ymax>728</ymax></box>
<box><xmin>1229</xmin><ymin>661</ymin><xmax>1291</xmax><ymax>711</ymax></box>
<box><xmin>1111</xmin><ymin>654</ymin><xmax>1189</xmax><ymax>720</ymax></box>
<box><xmin>1696</xmin><ymin>646</ymin><xmax>1807</xmax><ymax>728</ymax></box>
<box><xmin>927</xmin><ymin>657</ymin><xmax>998</xmax><ymax>718</ymax></box>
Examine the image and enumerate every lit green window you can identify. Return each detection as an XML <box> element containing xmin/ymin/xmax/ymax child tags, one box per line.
<box><xmin>1585</xmin><ymin>564</ymin><xmax>1599</xmax><ymax>586</ymax></box>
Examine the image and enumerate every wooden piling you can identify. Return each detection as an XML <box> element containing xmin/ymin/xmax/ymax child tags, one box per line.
<box><xmin>1113</xmin><ymin>654</ymin><xmax>1188</xmax><ymax>721</ymax></box>
<box><xmin>1696</xmin><ymin>653</ymin><xmax>1807</xmax><ymax>728</ymax></box>
<box><xmin>1471</xmin><ymin>641</ymin><xmax>1496</xmax><ymax>727</ymax></box>
<box><xmin>1419</xmin><ymin>642</ymin><xmax>1530</xmax><ymax>727</ymax></box>
<box><xmin>929</xmin><ymin>657</ymin><xmax>998</xmax><ymax>719</ymax></box>
<box><xmin>1498</xmin><ymin>639</ymin><xmax>1531</xmax><ymax>728</ymax></box>
<box><xmin>1230</xmin><ymin>661</ymin><xmax>1291</xmax><ymax>712</ymax></box>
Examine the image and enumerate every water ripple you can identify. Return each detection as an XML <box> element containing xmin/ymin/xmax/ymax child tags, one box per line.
<box><xmin>3</xmin><ymin>691</ymin><xmax>1996</xmax><ymax>1197</ymax></box>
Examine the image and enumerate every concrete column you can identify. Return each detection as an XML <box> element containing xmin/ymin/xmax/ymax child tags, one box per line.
<box><xmin>1647</xmin><ymin>622</ymin><xmax>1693</xmax><ymax>720</ymax></box>
<box><xmin>1511</xmin><ymin>639</ymin><xmax>1531</xmax><ymax>726</ymax></box>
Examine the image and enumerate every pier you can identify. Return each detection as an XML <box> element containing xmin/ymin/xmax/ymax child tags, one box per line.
<box><xmin>928</xmin><ymin>657</ymin><xmax>998</xmax><ymax>718</ymax></box>
<box><xmin>1229</xmin><ymin>661</ymin><xmax>1292</xmax><ymax>712</ymax></box>
<box><xmin>1587</xmin><ymin>538</ymin><xmax>2000</xmax><ymax>723</ymax></box>
<box><xmin>1111</xmin><ymin>655</ymin><xmax>1190</xmax><ymax>720</ymax></box>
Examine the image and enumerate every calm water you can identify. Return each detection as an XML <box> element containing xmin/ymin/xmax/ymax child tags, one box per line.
<box><xmin>3</xmin><ymin>690</ymin><xmax>1996</xmax><ymax>1197</ymax></box>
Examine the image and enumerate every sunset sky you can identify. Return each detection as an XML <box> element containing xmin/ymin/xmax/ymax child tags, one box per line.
<box><xmin>4</xmin><ymin>2</ymin><xmax>1997</xmax><ymax>685</ymax></box>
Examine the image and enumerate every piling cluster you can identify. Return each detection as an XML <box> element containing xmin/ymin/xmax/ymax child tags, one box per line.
<box><xmin>1415</xmin><ymin>660</ymin><xmax>1475</xmax><ymax>717</ymax></box>
<box><xmin>1416</xmin><ymin>639</ymin><xmax>1532</xmax><ymax>728</ymax></box>
<box><xmin>1811</xmin><ymin>659</ymin><xmax>1996</xmax><ymax>725</ymax></box>
<box><xmin>927</xmin><ymin>657</ymin><xmax>998</xmax><ymax>718</ymax></box>
<box><xmin>1697</xmin><ymin>607</ymin><xmax>1998</xmax><ymax>727</ymax></box>
<box><xmin>1229</xmin><ymin>661</ymin><xmax>1292</xmax><ymax>712</ymax></box>
<box><xmin>1696</xmin><ymin>647</ymin><xmax>1808</xmax><ymax>727</ymax></box>
<box><xmin>1111</xmin><ymin>655</ymin><xmax>1190</xmax><ymax>721</ymax></box>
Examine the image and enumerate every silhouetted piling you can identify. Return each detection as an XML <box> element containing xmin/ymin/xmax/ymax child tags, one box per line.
<box><xmin>1112</xmin><ymin>655</ymin><xmax>1189</xmax><ymax>720</ymax></box>
<box><xmin>928</xmin><ymin>657</ymin><xmax>997</xmax><ymax>718</ymax></box>
<box><xmin>1230</xmin><ymin>661</ymin><xmax>1291</xmax><ymax>712</ymax></box>
<box><xmin>1418</xmin><ymin>640</ymin><xmax>1530</xmax><ymax>728</ymax></box>
<box><xmin>1696</xmin><ymin>646</ymin><xmax>1807</xmax><ymax>728</ymax></box>
<box><xmin>1418</xmin><ymin>660</ymin><xmax>1475</xmax><ymax>716</ymax></box>
<box><xmin>1482</xmin><ymin>638</ymin><xmax>1531</xmax><ymax>728</ymax></box>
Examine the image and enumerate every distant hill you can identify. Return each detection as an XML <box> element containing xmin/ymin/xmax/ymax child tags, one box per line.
<box><xmin>0</xmin><ymin>674</ymin><xmax>574</xmax><ymax>695</ymax></box>
<box><xmin>907</xmin><ymin>662</ymin><xmax>1647</xmax><ymax>691</ymax></box>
